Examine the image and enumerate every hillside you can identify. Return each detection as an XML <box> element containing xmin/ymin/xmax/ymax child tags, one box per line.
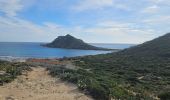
<box><xmin>48</xmin><ymin>33</ymin><xmax>170</xmax><ymax>100</ymax></box>
<box><xmin>120</xmin><ymin>33</ymin><xmax>170</xmax><ymax>56</ymax></box>
<box><xmin>45</xmin><ymin>34</ymin><xmax>111</xmax><ymax>50</ymax></box>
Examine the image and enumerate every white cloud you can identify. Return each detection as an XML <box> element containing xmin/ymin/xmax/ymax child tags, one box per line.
<box><xmin>0</xmin><ymin>0</ymin><xmax>23</xmax><ymax>17</ymax></box>
<box><xmin>69</xmin><ymin>21</ymin><xmax>157</xmax><ymax>43</ymax></box>
<box><xmin>0</xmin><ymin>16</ymin><xmax>69</xmax><ymax>42</ymax></box>
<box><xmin>72</xmin><ymin>0</ymin><xmax>114</xmax><ymax>11</ymax></box>
<box><xmin>141</xmin><ymin>5</ymin><xmax>159</xmax><ymax>14</ymax></box>
<box><xmin>0</xmin><ymin>15</ymin><xmax>157</xmax><ymax>43</ymax></box>
<box><xmin>72</xmin><ymin>0</ymin><xmax>129</xmax><ymax>11</ymax></box>
<box><xmin>149</xmin><ymin>0</ymin><xmax>164</xmax><ymax>4</ymax></box>
<box><xmin>143</xmin><ymin>15</ymin><xmax>170</xmax><ymax>24</ymax></box>
<box><xmin>149</xmin><ymin>0</ymin><xmax>170</xmax><ymax>5</ymax></box>
<box><xmin>0</xmin><ymin>0</ymin><xmax>169</xmax><ymax>43</ymax></box>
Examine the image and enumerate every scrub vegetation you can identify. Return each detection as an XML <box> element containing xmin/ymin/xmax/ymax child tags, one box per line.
<box><xmin>0</xmin><ymin>61</ymin><xmax>31</xmax><ymax>85</ymax></box>
<box><xmin>48</xmin><ymin>33</ymin><xmax>170</xmax><ymax>100</ymax></box>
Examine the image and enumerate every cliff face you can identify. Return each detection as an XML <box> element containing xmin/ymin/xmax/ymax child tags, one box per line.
<box><xmin>45</xmin><ymin>34</ymin><xmax>110</xmax><ymax>50</ymax></box>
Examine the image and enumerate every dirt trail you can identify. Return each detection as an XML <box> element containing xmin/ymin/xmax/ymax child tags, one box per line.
<box><xmin>0</xmin><ymin>67</ymin><xmax>93</xmax><ymax>100</ymax></box>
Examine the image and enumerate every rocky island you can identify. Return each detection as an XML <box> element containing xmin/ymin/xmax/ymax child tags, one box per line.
<box><xmin>44</xmin><ymin>34</ymin><xmax>113</xmax><ymax>50</ymax></box>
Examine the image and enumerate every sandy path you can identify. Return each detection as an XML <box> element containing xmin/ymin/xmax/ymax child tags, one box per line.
<box><xmin>0</xmin><ymin>67</ymin><xmax>93</xmax><ymax>100</ymax></box>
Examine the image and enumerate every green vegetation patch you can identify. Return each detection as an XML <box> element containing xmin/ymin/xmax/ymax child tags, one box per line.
<box><xmin>48</xmin><ymin>34</ymin><xmax>170</xmax><ymax>100</ymax></box>
<box><xmin>0</xmin><ymin>61</ymin><xmax>31</xmax><ymax>85</ymax></box>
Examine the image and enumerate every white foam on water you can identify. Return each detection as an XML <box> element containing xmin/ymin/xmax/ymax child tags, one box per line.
<box><xmin>0</xmin><ymin>56</ymin><xmax>28</xmax><ymax>62</ymax></box>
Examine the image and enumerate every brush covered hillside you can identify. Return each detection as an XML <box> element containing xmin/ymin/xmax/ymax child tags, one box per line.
<box><xmin>45</xmin><ymin>34</ymin><xmax>111</xmax><ymax>50</ymax></box>
<box><xmin>48</xmin><ymin>33</ymin><xmax>170</xmax><ymax>100</ymax></box>
<box><xmin>120</xmin><ymin>33</ymin><xmax>170</xmax><ymax>56</ymax></box>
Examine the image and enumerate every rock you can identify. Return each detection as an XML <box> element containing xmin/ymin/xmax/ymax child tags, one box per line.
<box><xmin>44</xmin><ymin>34</ymin><xmax>112</xmax><ymax>50</ymax></box>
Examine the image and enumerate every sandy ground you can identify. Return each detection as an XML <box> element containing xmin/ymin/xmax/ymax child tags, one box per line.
<box><xmin>0</xmin><ymin>67</ymin><xmax>93</xmax><ymax>100</ymax></box>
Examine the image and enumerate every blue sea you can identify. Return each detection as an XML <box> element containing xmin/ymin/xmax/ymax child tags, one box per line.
<box><xmin>0</xmin><ymin>42</ymin><xmax>135</xmax><ymax>58</ymax></box>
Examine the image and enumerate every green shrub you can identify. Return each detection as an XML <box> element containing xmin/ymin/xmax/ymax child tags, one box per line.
<box><xmin>158</xmin><ymin>92</ymin><xmax>170</xmax><ymax>100</ymax></box>
<box><xmin>0</xmin><ymin>61</ymin><xmax>31</xmax><ymax>84</ymax></box>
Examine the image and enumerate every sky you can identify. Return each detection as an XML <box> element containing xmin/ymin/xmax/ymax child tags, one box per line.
<box><xmin>0</xmin><ymin>0</ymin><xmax>170</xmax><ymax>44</ymax></box>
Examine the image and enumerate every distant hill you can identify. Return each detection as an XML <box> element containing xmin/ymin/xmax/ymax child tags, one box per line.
<box><xmin>49</xmin><ymin>33</ymin><xmax>170</xmax><ymax>100</ymax></box>
<box><xmin>120</xmin><ymin>33</ymin><xmax>170</xmax><ymax>57</ymax></box>
<box><xmin>44</xmin><ymin>34</ymin><xmax>112</xmax><ymax>50</ymax></box>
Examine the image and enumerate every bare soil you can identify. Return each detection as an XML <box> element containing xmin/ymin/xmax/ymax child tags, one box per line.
<box><xmin>0</xmin><ymin>67</ymin><xmax>93</xmax><ymax>100</ymax></box>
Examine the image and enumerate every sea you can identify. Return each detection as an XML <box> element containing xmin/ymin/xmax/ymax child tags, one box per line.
<box><xmin>0</xmin><ymin>42</ymin><xmax>135</xmax><ymax>59</ymax></box>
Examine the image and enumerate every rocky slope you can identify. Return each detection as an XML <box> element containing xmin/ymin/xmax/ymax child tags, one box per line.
<box><xmin>45</xmin><ymin>34</ymin><xmax>111</xmax><ymax>50</ymax></box>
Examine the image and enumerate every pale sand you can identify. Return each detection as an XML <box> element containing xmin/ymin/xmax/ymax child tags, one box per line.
<box><xmin>0</xmin><ymin>67</ymin><xmax>93</xmax><ymax>100</ymax></box>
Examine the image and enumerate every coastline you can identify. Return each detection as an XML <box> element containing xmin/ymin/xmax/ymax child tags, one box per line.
<box><xmin>0</xmin><ymin>51</ymin><xmax>111</xmax><ymax>62</ymax></box>
<box><xmin>0</xmin><ymin>56</ymin><xmax>28</xmax><ymax>62</ymax></box>
<box><xmin>0</xmin><ymin>42</ymin><xmax>133</xmax><ymax>59</ymax></box>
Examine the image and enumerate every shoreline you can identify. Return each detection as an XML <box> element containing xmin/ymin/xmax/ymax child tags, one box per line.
<box><xmin>0</xmin><ymin>56</ymin><xmax>27</xmax><ymax>62</ymax></box>
<box><xmin>0</xmin><ymin>56</ymin><xmax>61</xmax><ymax>62</ymax></box>
<box><xmin>0</xmin><ymin>53</ymin><xmax>109</xmax><ymax>62</ymax></box>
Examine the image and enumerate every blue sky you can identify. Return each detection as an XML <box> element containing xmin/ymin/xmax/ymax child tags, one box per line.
<box><xmin>0</xmin><ymin>0</ymin><xmax>170</xmax><ymax>43</ymax></box>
